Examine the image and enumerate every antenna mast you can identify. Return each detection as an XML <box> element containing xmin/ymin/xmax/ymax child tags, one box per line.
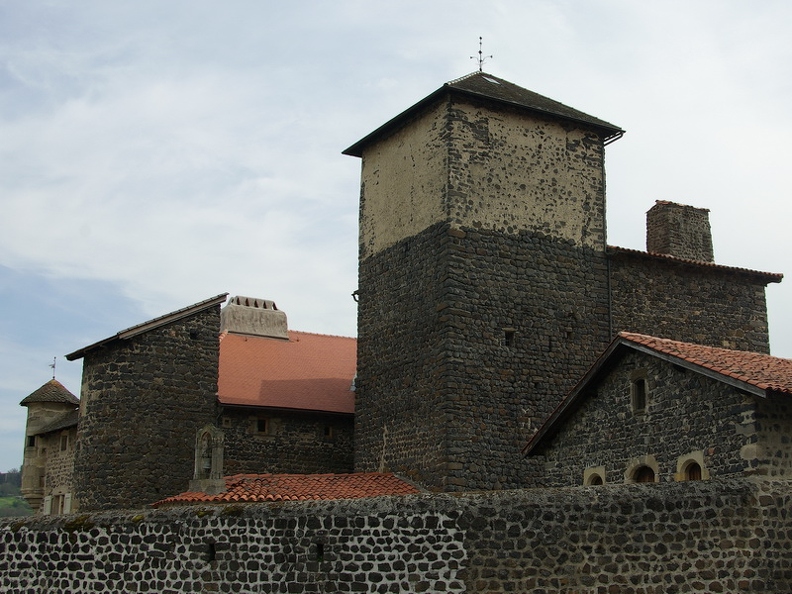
<box><xmin>470</xmin><ymin>36</ymin><xmax>493</xmax><ymax>72</ymax></box>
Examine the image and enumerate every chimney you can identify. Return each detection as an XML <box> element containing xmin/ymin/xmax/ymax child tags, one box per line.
<box><xmin>220</xmin><ymin>296</ymin><xmax>288</xmax><ymax>339</ymax></box>
<box><xmin>646</xmin><ymin>201</ymin><xmax>714</xmax><ymax>262</ymax></box>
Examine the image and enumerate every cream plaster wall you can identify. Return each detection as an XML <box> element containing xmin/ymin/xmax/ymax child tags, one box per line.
<box><xmin>358</xmin><ymin>101</ymin><xmax>448</xmax><ymax>260</ymax></box>
<box><xmin>446</xmin><ymin>101</ymin><xmax>606</xmax><ymax>251</ymax></box>
<box><xmin>358</xmin><ymin>96</ymin><xmax>607</xmax><ymax>259</ymax></box>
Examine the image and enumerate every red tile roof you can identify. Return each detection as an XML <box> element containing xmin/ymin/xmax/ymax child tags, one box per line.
<box><xmin>153</xmin><ymin>473</ymin><xmax>420</xmax><ymax>507</ymax></box>
<box><xmin>620</xmin><ymin>332</ymin><xmax>792</xmax><ymax>395</ymax></box>
<box><xmin>218</xmin><ymin>331</ymin><xmax>356</xmax><ymax>414</ymax></box>
<box><xmin>524</xmin><ymin>332</ymin><xmax>792</xmax><ymax>455</ymax></box>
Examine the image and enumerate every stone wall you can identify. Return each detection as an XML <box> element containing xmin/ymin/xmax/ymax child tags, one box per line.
<box><xmin>221</xmin><ymin>408</ymin><xmax>354</xmax><ymax>475</ymax></box>
<box><xmin>73</xmin><ymin>306</ymin><xmax>221</xmax><ymax>511</ymax></box>
<box><xmin>536</xmin><ymin>350</ymin><xmax>762</xmax><ymax>487</ymax></box>
<box><xmin>2</xmin><ymin>478</ymin><xmax>792</xmax><ymax>593</ymax></box>
<box><xmin>356</xmin><ymin>222</ymin><xmax>612</xmax><ymax>491</ymax></box>
<box><xmin>609</xmin><ymin>249</ymin><xmax>773</xmax><ymax>353</ymax></box>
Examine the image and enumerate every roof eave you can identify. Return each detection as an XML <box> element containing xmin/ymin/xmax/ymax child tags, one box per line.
<box><xmin>343</xmin><ymin>82</ymin><xmax>624</xmax><ymax>158</ymax></box>
<box><xmin>66</xmin><ymin>293</ymin><xmax>229</xmax><ymax>361</ymax></box>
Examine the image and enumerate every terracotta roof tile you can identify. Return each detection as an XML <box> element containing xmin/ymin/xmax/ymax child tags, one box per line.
<box><xmin>620</xmin><ymin>332</ymin><xmax>792</xmax><ymax>395</ymax></box>
<box><xmin>19</xmin><ymin>379</ymin><xmax>79</xmax><ymax>406</ymax></box>
<box><xmin>524</xmin><ymin>333</ymin><xmax>792</xmax><ymax>455</ymax></box>
<box><xmin>218</xmin><ymin>331</ymin><xmax>356</xmax><ymax>414</ymax></box>
<box><xmin>153</xmin><ymin>473</ymin><xmax>420</xmax><ymax>507</ymax></box>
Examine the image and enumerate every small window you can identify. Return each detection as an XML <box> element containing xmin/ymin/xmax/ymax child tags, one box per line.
<box><xmin>257</xmin><ymin>419</ymin><xmax>269</xmax><ymax>433</ymax></box>
<box><xmin>60</xmin><ymin>435</ymin><xmax>68</xmax><ymax>451</ymax></box>
<box><xmin>685</xmin><ymin>462</ymin><xmax>702</xmax><ymax>481</ymax></box>
<box><xmin>323</xmin><ymin>425</ymin><xmax>334</xmax><ymax>440</ymax></box>
<box><xmin>633</xmin><ymin>465</ymin><xmax>655</xmax><ymax>483</ymax></box>
<box><xmin>583</xmin><ymin>466</ymin><xmax>606</xmax><ymax>486</ymax></box>
<box><xmin>631</xmin><ymin>377</ymin><xmax>647</xmax><ymax>415</ymax></box>
<box><xmin>27</xmin><ymin>435</ymin><xmax>35</xmax><ymax>448</ymax></box>
<box><xmin>675</xmin><ymin>452</ymin><xmax>709</xmax><ymax>481</ymax></box>
<box><xmin>504</xmin><ymin>329</ymin><xmax>516</xmax><ymax>347</ymax></box>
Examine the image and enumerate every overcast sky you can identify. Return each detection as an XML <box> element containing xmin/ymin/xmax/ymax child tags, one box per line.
<box><xmin>1</xmin><ymin>1</ymin><xmax>791</xmax><ymax>473</ymax></box>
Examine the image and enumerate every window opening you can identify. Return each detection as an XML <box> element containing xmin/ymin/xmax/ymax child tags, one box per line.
<box><xmin>633</xmin><ymin>465</ymin><xmax>655</xmax><ymax>483</ymax></box>
<box><xmin>257</xmin><ymin>418</ymin><xmax>269</xmax><ymax>433</ymax></box>
<box><xmin>588</xmin><ymin>474</ymin><xmax>604</xmax><ymax>486</ymax></box>
<box><xmin>685</xmin><ymin>461</ymin><xmax>702</xmax><ymax>481</ymax></box>
<box><xmin>504</xmin><ymin>329</ymin><xmax>516</xmax><ymax>347</ymax></box>
<box><xmin>632</xmin><ymin>378</ymin><xmax>647</xmax><ymax>414</ymax></box>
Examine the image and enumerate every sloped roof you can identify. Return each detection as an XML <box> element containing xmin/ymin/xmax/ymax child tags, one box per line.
<box><xmin>608</xmin><ymin>245</ymin><xmax>783</xmax><ymax>284</ymax></box>
<box><xmin>19</xmin><ymin>379</ymin><xmax>79</xmax><ymax>406</ymax></box>
<box><xmin>152</xmin><ymin>472</ymin><xmax>421</xmax><ymax>507</ymax></box>
<box><xmin>218</xmin><ymin>331</ymin><xmax>356</xmax><ymax>414</ymax></box>
<box><xmin>343</xmin><ymin>71</ymin><xmax>624</xmax><ymax>157</ymax></box>
<box><xmin>66</xmin><ymin>293</ymin><xmax>228</xmax><ymax>361</ymax></box>
<box><xmin>523</xmin><ymin>332</ymin><xmax>792</xmax><ymax>455</ymax></box>
<box><xmin>619</xmin><ymin>333</ymin><xmax>792</xmax><ymax>395</ymax></box>
<box><xmin>36</xmin><ymin>410</ymin><xmax>79</xmax><ymax>435</ymax></box>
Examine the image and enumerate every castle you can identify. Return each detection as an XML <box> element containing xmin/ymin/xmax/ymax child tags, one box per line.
<box><xmin>8</xmin><ymin>71</ymin><xmax>792</xmax><ymax>592</ymax></box>
<box><xmin>19</xmin><ymin>71</ymin><xmax>785</xmax><ymax>512</ymax></box>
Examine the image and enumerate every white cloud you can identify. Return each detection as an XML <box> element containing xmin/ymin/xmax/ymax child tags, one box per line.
<box><xmin>0</xmin><ymin>0</ymin><xmax>791</xmax><ymax>472</ymax></box>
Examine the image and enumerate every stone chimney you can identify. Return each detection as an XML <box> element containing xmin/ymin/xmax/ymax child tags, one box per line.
<box><xmin>220</xmin><ymin>296</ymin><xmax>288</xmax><ymax>339</ymax></box>
<box><xmin>646</xmin><ymin>201</ymin><xmax>714</xmax><ymax>262</ymax></box>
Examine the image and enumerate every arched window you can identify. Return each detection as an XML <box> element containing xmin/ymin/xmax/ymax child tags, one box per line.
<box><xmin>583</xmin><ymin>466</ymin><xmax>606</xmax><ymax>486</ymax></box>
<box><xmin>675</xmin><ymin>452</ymin><xmax>709</xmax><ymax>482</ymax></box>
<box><xmin>633</xmin><ymin>465</ymin><xmax>655</xmax><ymax>483</ymax></box>
<box><xmin>685</xmin><ymin>462</ymin><xmax>702</xmax><ymax>481</ymax></box>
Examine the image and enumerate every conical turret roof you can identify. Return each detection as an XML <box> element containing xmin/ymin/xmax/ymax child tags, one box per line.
<box><xmin>19</xmin><ymin>379</ymin><xmax>79</xmax><ymax>406</ymax></box>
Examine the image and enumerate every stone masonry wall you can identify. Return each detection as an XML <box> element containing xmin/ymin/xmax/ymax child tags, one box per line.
<box><xmin>2</xmin><ymin>479</ymin><xmax>792</xmax><ymax>593</ymax></box>
<box><xmin>356</xmin><ymin>222</ymin><xmax>612</xmax><ymax>491</ymax></box>
<box><xmin>537</xmin><ymin>351</ymin><xmax>760</xmax><ymax>487</ymax></box>
<box><xmin>355</xmin><ymin>222</ymin><xmax>451</xmax><ymax>489</ymax></box>
<box><xmin>73</xmin><ymin>306</ymin><xmax>221</xmax><ymax>511</ymax></box>
<box><xmin>610</xmin><ymin>251</ymin><xmax>772</xmax><ymax>353</ymax></box>
<box><xmin>221</xmin><ymin>408</ymin><xmax>354</xmax><ymax>476</ymax></box>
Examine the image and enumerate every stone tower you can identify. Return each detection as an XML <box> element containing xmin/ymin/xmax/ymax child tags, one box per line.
<box><xmin>345</xmin><ymin>72</ymin><xmax>624</xmax><ymax>491</ymax></box>
<box><xmin>19</xmin><ymin>379</ymin><xmax>79</xmax><ymax>512</ymax></box>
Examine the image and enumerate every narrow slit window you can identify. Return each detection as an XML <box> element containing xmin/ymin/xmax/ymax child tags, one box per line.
<box><xmin>504</xmin><ymin>329</ymin><xmax>516</xmax><ymax>347</ymax></box>
<box><xmin>631</xmin><ymin>378</ymin><xmax>647</xmax><ymax>415</ymax></box>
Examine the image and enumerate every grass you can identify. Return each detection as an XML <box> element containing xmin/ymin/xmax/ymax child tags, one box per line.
<box><xmin>0</xmin><ymin>496</ymin><xmax>33</xmax><ymax>517</ymax></box>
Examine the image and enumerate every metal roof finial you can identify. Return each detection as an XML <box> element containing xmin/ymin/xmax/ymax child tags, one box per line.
<box><xmin>470</xmin><ymin>36</ymin><xmax>492</xmax><ymax>72</ymax></box>
<box><xmin>49</xmin><ymin>356</ymin><xmax>56</xmax><ymax>379</ymax></box>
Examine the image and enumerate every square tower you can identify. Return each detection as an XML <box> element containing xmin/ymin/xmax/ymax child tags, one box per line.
<box><xmin>345</xmin><ymin>73</ymin><xmax>623</xmax><ymax>491</ymax></box>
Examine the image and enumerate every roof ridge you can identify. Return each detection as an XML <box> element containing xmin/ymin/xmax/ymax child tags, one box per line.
<box><xmin>289</xmin><ymin>330</ymin><xmax>356</xmax><ymax>340</ymax></box>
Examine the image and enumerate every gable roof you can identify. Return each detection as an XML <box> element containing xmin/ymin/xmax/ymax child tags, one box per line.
<box><xmin>608</xmin><ymin>246</ymin><xmax>783</xmax><ymax>284</ymax></box>
<box><xmin>523</xmin><ymin>332</ymin><xmax>792</xmax><ymax>455</ymax></box>
<box><xmin>19</xmin><ymin>379</ymin><xmax>79</xmax><ymax>406</ymax></box>
<box><xmin>152</xmin><ymin>472</ymin><xmax>421</xmax><ymax>507</ymax></box>
<box><xmin>343</xmin><ymin>71</ymin><xmax>624</xmax><ymax>157</ymax></box>
<box><xmin>66</xmin><ymin>293</ymin><xmax>229</xmax><ymax>361</ymax></box>
<box><xmin>218</xmin><ymin>330</ymin><xmax>356</xmax><ymax>414</ymax></box>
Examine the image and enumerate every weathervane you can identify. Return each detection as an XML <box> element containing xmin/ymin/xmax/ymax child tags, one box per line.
<box><xmin>470</xmin><ymin>36</ymin><xmax>492</xmax><ymax>72</ymax></box>
<box><xmin>49</xmin><ymin>357</ymin><xmax>56</xmax><ymax>379</ymax></box>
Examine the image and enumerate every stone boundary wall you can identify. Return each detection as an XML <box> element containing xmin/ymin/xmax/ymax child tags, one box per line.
<box><xmin>2</xmin><ymin>479</ymin><xmax>792</xmax><ymax>593</ymax></box>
